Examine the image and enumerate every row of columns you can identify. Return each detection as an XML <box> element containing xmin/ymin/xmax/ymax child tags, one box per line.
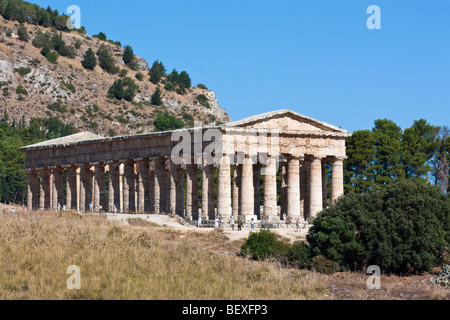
<box><xmin>26</xmin><ymin>155</ymin><xmax>344</xmax><ymax>221</ymax></box>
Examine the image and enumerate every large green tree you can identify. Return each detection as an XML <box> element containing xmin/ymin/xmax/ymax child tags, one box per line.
<box><xmin>371</xmin><ymin>119</ymin><xmax>405</xmax><ymax>185</ymax></box>
<box><xmin>344</xmin><ymin>130</ymin><xmax>376</xmax><ymax>193</ymax></box>
<box><xmin>308</xmin><ymin>179</ymin><xmax>450</xmax><ymax>274</ymax></box>
<box><xmin>400</xmin><ymin>119</ymin><xmax>439</xmax><ymax>179</ymax></box>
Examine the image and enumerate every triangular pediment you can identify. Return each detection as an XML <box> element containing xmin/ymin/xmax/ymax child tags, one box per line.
<box><xmin>223</xmin><ymin>109</ymin><xmax>347</xmax><ymax>133</ymax></box>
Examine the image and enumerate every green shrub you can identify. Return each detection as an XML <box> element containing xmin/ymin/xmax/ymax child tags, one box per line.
<box><xmin>164</xmin><ymin>81</ymin><xmax>175</xmax><ymax>91</ymax></box>
<box><xmin>82</xmin><ymin>48</ymin><xmax>97</xmax><ymax>70</ymax></box>
<box><xmin>61</xmin><ymin>81</ymin><xmax>76</xmax><ymax>93</ymax></box>
<box><xmin>89</xmin><ymin>122</ymin><xmax>98</xmax><ymax>130</ymax></box>
<box><xmin>197</xmin><ymin>83</ymin><xmax>208</xmax><ymax>90</ymax></box>
<box><xmin>59</xmin><ymin>45</ymin><xmax>76</xmax><ymax>58</ymax></box>
<box><xmin>240</xmin><ymin>229</ymin><xmax>291</xmax><ymax>261</ymax></box>
<box><xmin>74</xmin><ymin>39</ymin><xmax>82</xmax><ymax>49</ymax></box>
<box><xmin>288</xmin><ymin>241</ymin><xmax>312</xmax><ymax>269</ymax></box>
<box><xmin>17</xmin><ymin>23</ymin><xmax>28</xmax><ymax>41</ymax></box>
<box><xmin>151</xmin><ymin>87</ymin><xmax>163</xmax><ymax>106</ymax></box>
<box><xmin>307</xmin><ymin>179</ymin><xmax>450</xmax><ymax>274</ymax></box>
<box><xmin>93</xmin><ymin>32</ymin><xmax>107</xmax><ymax>41</ymax></box>
<box><xmin>97</xmin><ymin>44</ymin><xmax>117</xmax><ymax>74</ymax></box>
<box><xmin>153</xmin><ymin>111</ymin><xmax>184</xmax><ymax>132</ymax></box>
<box><xmin>16</xmin><ymin>85</ymin><xmax>28</xmax><ymax>95</ymax></box>
<box><xmin>108</xmin><ymin>77</ymin><xmax>138</xmax><ymax>101</ymax></box>
<box><xmin>311</xmin><ymin>256</ymin><xmax>341</xmax><ymax>274</ymax></box>
<box><xmin>32</xmin><ymin>31</ymin><xmax>51</xmax><ymax>48</ymax></box>
<box><xmin>15</xmin><ymin>67</ymin><xmax>31</xmax><ymax>77</ymax></box>
<box><xmin>196</xmin><ymin>94</ymin><xmax>210</xmax><ymax>108</ymax></box>
<box><xmin>119</xmin><ymin>68</ymin><xmax>128</xmax><ymax>78</ymax></box>
<box><xmin>135</xmin><ymin>72</ymin><xmax>144</xmax><ymax>81</ymax></box>
<box><xmin>47</xmin><ymin>101</ymin><xmax>67</xmax><ymax>113</ymax></box>
<box><xmin>45</xmin><ymin>51</ymin><xmax>59</xmax><ymax>64</ymax></box>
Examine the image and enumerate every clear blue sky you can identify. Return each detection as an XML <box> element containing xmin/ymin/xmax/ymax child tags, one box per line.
<box><xmin>31</xmin><ymin>0</ymin><xmax>450</xmax><ymax>133</ymax></box>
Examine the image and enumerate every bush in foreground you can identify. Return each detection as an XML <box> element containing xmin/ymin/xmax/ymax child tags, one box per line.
<box><xmin>307</xmin><ymin>179</ymin><xmax>450</xmax><ymax>274</ymax></box>
<box><xmin>241</xmin><ymin>229</ymin><xmax>311</xmax><ymax>269</ymax></box>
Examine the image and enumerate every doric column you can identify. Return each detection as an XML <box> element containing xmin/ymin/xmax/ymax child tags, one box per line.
<box><xmin>94</xmin><ymin>164</ymin><xmax>105</xmax><ymax>212</ymax></box>
<box><xmin>66</xmin><ymin>166</ymin><xmax>77</xmax><ymax>210</ymax></box>
<box><xmin>169</xmin><ymin>162</ymin><xmax>178</xmax><ymax>214</ymax></box>
<box><xmin>201</xmin><ymin>163</ymin><xmax>210</xmax><ymax>219</ymax></box>
<box><xmin>232</xmin><ymin>165</ymin><xmax>241</xmax><ymax>219</ymax></box>
<box><xmin>217</xmin><ymin>154</ymin><xmax>232</xmax><ymax>220</ymax></box>
<box><xmin>240</xmin><ymin>154</ymin><xmax>255</xmax><ymax>221</ymax></box>
<box><xmin>108</xmin><ymin>162</ymin><xmax>121</xmax><ymax>212</ymax></box>
<box><xmin>186</xmin><ymin>164</ymin><xmax>199</xmax><ymax>220</ymax></box>
<box><xmin>27</xmin><ymin>170</ymin><xmax>38</xmax><ymax>211</ymax></box>
<box><xmin>79</xmin><ymin>165</ymin><xmax>92</xmax><ymax>213</ymax></box>
<box><xmin>176</xmin><ymin>166</ymin><xmax>184</xmax><ymax>216</ymax></box>
<box><xmin>207</xmin><ymin>165</ymin><xmax>215</xmax><ymax>219</ymax></box>
<box><xmin>300</xmin><ymin>160</ymin><xmax>310</xmax><ymax>218</ymax></box>
<box><xmin>253</xmin><ymin>164</ymin><xmax>261</xmax><ymax>219</ymax></box>
<box><xmin>137</xmin><ymin>160</ymin><xmax>150</xmax><ymax>212</ymax></box>
<box><xmin>287</xmin><ymin>157</ymin><xmax>301</xmax><ymax>223</ymax></box>
<box><xmin>149</xmin><ymin>161</ymin><xmax>158</xmax><ymax>213</ymax></box>
<box><xmin>309</xmin><ymin>157</ymin><xmax>323</xmax><ymax>218</ymax></box>
<box><xmin>331</xmin><ymin>158</ymin><xmax>344</xmax><ymax>204</ymax></box>
<box><xmin>52</xmin><ymin>167</ymin><xmax>63</xmax><ymax>210</ymax></box>
<box><xmin>137</xmin><ymin>162</ymin><xmax>145</xmax><ymax>212</ymax></box>
<box><xmin>322</xmin><ymin>160</ymin><xmax>328</xmax><ymax>210</ymax></box>
<box><xmin>161</xmin><ymin>159</ymin><xmax>170</xmax><ymax>213</ymax></box>
<box><xmin>153</xmin><ymin>159</ymin><xmax>168</xmax><ymax>213</ymax></box>
<box><xmin>119</xmin><ymin>165</ymin><xmax>124</xmax><ymax>212</ymax></box>
<box><xmin>40</xmin><ymin>169</ymin><xmax>51</xmax><ymax>210</ymax></box>
<box><xmin>123</xmin><ymin>161</ymin><xmax>135</xmax><ymax>213</ymax></box>
<box><xmin>263</xmin><ymin>157</ymin><xmax>277</xmax><ymax>220</ymax></box>
<box><xmin>280</xmin><ymin>162</ymin><xmax>288</xmax><ymax>219</ymax></box>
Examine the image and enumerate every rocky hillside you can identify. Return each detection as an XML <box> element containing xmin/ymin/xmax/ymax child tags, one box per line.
<box><xmin>0</xmin><ymin>19</ymin><xmax>231</xmax><ymax>136</ymax></box>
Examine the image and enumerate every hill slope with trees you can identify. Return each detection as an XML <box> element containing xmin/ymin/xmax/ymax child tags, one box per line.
<box><xmin>0</xmin><ymin>0</ymin><xmax>230</xmax><ymax>138</ymax></box>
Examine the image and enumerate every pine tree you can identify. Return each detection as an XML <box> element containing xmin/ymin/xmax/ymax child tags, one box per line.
<box><xmin>108</xmin><ymin>79</ymin><xmax>124</xmax><ymax>100</ymax></box>
<box><xmin>371</xmin><ymin>119</ymin><xmax>405</xmax><ymax>185</ymax></box>
<box><xmin>17</xmin><ymin>23</ymin><xmax>29</xmax><ymax>42</ymax></box>
<box><xmin>344</xmin><ymin>130</ymin><xmax>376</xmax><ymax>193</ymax></box>
<box><xmin>151</xmin><ymin>87</ymin><xmax>163</xmax><ymax>106</ymax></box>
<box><xmin>82</xmin><ymin>48</ymin><xmax>97</xmax><ymax>70</ymax></box>
<box><xmin>123</xmin><ymin>45</ymin><xmax>134</xmax><ymax>65</ymax></box>
<box><xmin>4</xmin><ymin>0</ymin><xmax>15</xmax><ymax>20</ymax></box>
<box><xmin>178</xmin><ymin>71</ymin><xmax>191</xmax><ymax>90</ymax></box>
<box><xmin>400</xmin><ymin>119</ymin><xmax>439</xmax><ymax>179</ymax></box>
<box><xmin>434</xmin><ymin>126</ymin><xmax>450</xmax><ymax>192</ymax></box>
<box><xmin>166</xmin><ymin>69</ymin><xmax>179</xmax><ymax>84</ymax></box>
<box><xmin>149</xmin><ymin>60</ymin><xmax>166</xmax><ymax>84</ymax></box>
<box><xmin>97</xmin><ymin>44</ymin><xmax>117</xmax><ymax>74</ymax></box>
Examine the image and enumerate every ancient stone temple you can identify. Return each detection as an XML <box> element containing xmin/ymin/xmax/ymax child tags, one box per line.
<box><xmin>21</xmin><ymin>110</ymin><xmax>351</xmax><ymax>222</ymax></box>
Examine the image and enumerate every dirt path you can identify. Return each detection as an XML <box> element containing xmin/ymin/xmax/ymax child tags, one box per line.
<box><xmin>105</xmin><ymin>213</ymin><xmax>310</xmax><ymax>243</ymax></box>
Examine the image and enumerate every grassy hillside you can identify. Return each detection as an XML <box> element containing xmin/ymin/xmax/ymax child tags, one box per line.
<box><xmin>0</xmin><ymin>209</ymin><xmax>448</xmax><ymax>300</ymax></box>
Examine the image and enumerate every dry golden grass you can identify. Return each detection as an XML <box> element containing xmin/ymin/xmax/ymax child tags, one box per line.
<box><xmin>0</xmin><ymin>211</ymin><xmax>328</xmax><ymax>300</ymax></box>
